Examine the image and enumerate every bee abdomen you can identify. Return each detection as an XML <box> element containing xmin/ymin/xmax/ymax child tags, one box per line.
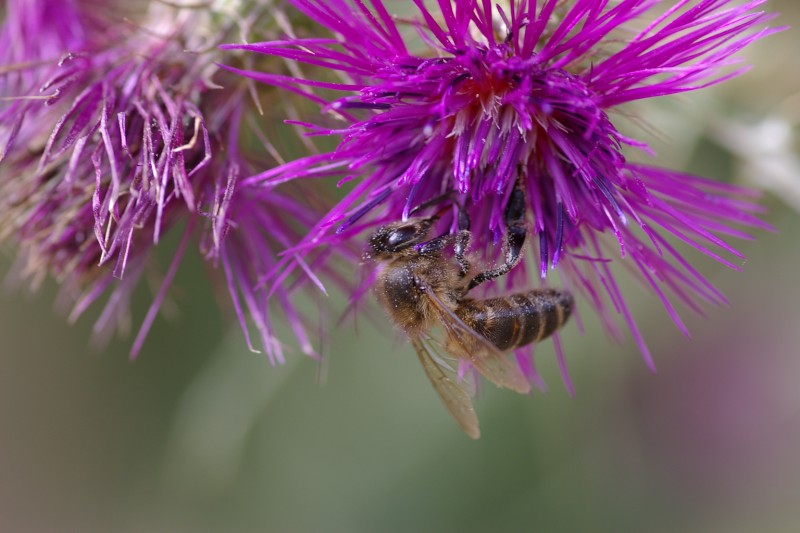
<box><xmin>456</xmin><ymin>289</ymin><xmax>574</xmax><ymax>351</ymax></box>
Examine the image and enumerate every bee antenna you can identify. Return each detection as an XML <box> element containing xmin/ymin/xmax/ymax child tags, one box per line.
<box><xmin>408</xmin><ymin>190</ymin><xmax>456</xmax><ymax>217</ymax></box>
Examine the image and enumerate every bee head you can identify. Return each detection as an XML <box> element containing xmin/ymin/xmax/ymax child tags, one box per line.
<box><xmin>366</xmin><ymin>218</ymin><xmax>434</xmax><ymax>259</ymax></box>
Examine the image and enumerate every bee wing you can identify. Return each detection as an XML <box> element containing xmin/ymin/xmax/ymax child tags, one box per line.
<box><xmin>425</xmin><ymin>288</ymin><xmax>531</xmax><ymax>394</ymax></box>
<box><xmin>411</xmin><ymin>336</ymin><xmax>480</xmax><ymax>439</ymax></box>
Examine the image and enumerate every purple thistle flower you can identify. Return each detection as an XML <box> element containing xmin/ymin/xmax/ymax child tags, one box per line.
<box><xmin>225</xmin><ymin>0</ymin><xmax>781</xmax><ymax>386</ymax></box>
<box><xmin>0</xmin><ymin>0</ymin><xmax>335</xmax><ymax>361</ymax></box>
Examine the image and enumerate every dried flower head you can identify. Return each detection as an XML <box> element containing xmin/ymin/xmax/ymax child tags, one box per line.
<box><xmin>226</xmin><ymin>0</ymin><xmax>780</xmax><ymax>386</ymax></box>
<box><xmin>0</xmin><ymin>0</ymin><xmax>331</xmax><ymax>361</ymax></box>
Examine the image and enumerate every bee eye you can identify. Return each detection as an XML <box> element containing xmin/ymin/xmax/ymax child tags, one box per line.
<box><xmin>387</xmin><ymin>225</ymin><xmax>419</xmax><ymax>248</ymax></box>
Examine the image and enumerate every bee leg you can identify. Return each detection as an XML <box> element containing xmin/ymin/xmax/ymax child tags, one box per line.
<box><xmin>454</xmin><ymin>206</ymin><xmax>471</xmax><ymax>278</ymax></box>
<box><xmin>416</xmin><ymin>232</ymin><xmax>456</xmax><ymax>256</ymax></box>
<box><xmin>467</xmin><ymin>180</ymin><xmax>526</xmax><ymax>290</ymax></box>
<box><xmin>407</xmin><ymin>209</ymin><xmax>450</xmax><ymax>256</ymax></box>
<box><xmin>416</xmin><ymin>205</ymin><xmax>472</xmax><ymax>277</ymax></box>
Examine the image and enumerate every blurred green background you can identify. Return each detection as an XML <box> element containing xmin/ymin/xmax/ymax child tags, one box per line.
<box><xmin>2</xmin><ymin>2</ymin><xmax>800</xmax><ymax>532</ymax></box>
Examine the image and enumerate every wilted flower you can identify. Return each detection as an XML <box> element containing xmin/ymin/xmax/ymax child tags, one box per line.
<box><xmin>226</xmin><ymin>0</ymin><xmax>780</xmax><ymax>386</ymax></box>
<box><xmin>0</xmin><ymin>0</ymin><xmax>334</xmax><ymax>362</ymax></box>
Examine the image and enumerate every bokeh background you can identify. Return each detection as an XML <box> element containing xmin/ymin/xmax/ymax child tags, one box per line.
<box><xmin>2</xmin><ymin>2</ymin><xmax>800</xmax><ymax>532</ymax></box>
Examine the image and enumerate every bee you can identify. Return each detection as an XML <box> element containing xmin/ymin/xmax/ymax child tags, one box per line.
<box><xmin>366</xmin><ymin>186</ymin><xmax>574</xmax><ymax>438</ymax></box>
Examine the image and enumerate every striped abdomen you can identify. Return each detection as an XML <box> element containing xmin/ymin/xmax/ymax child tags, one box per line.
<box><xmin>455</xmin><ymin>289</ymin><xmax>574</xmax><ymax>351</ymax></box>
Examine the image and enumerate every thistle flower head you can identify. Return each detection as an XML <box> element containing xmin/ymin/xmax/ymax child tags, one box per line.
<box><xmin>226</xmin><ymin>0</ymin><xmax>780</xmax><ymax>383</ymax></box>
<box><xmin>0</xmin><ymin>0</ymin><xmax>333</xmax><ymax>360</ymax></box>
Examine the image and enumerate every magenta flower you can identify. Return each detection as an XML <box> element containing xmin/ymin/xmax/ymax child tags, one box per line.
<box><xmin>0</xmin><ymin>0</ymin><xmax>332</xmax><ymax>362</ymax></box>
<box><xmin>225</xmin><ymin>0</ymin><xmax>780</xmax><ymax>387</ymax></box>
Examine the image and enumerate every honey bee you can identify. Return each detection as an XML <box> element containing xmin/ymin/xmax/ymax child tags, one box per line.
<box><xmin>366</xmin><ymin>186</ymin><xmax>574</xmax><ymax>438</ymax></box>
